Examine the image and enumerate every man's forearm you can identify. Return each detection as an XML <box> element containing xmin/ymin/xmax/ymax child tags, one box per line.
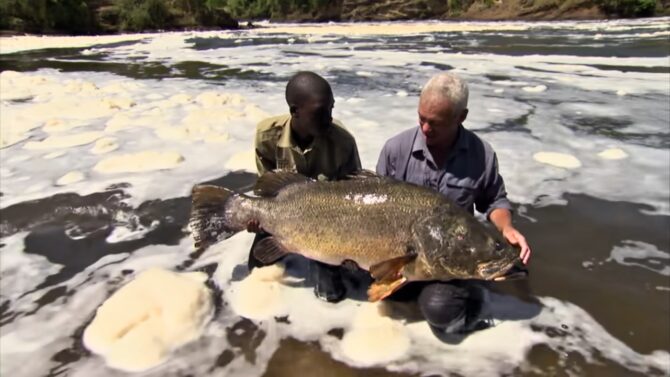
<box><xmin>489</xmin><ymin>208</ymin><xmax>513</xmax><ymax>233</ymax></box>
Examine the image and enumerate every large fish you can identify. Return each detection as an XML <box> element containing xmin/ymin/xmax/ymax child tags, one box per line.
<box><xmin>189</xmin><ymin>171</ymin><xmax>526</xmax><ymax>301</ymax></box>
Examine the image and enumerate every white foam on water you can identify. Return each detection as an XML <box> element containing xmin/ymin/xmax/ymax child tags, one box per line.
<box><xmin>0</xmin><ymin>232</ymin><xmax>64</xmax><ymax>295</ymax></box>
<box><xmin>205</xmin><ymin>233</ymin><xmax>669</xmax><ymax>377</ymax></box>
<box><xmin>337</xmin><ymin>304</ymin><xmax>411</xmax><ymax>367</ymax></box>
<box><xmin>224</xmin><ymin>150</ymin><xmax>256</xmax><ymax>172</ymax></box>
<box><xmin>93</xmin><ymin>151</ymin><xmax>185</xmax><ymax>174</ymax></box>
<box><xmin>0</xmin><ymin>34</ymin><xmax>149</xmax><ymax>54</ymax></box>
<box><xmin>105</xmin><ymin>219</ymin><xmax>160</xmax><ymax>244</ymax></box>
<box><xmin>1</xmin><ymin>227</ymin><xmax>668</xmax><ymax>377</ymax></box>
<box><xmin>522</xmin><ymin>85</ymin><xmax>548</xmax><ymax>93</ymax></box>
<box><xmin>56</xmin><ymin>171</ymin><xmax>85</xmax><ymax>186</ymax></box>
<box><xmin>23</xmin><ymin>131</ymin><xmax>104</xmax><ymax>150</ymax></box>
<box><xmin>248</xmin><ymin>21</ymin><xmax>532</xmax><ymax>35</ymax></box>
<box><xmin>0</xmin><ymin>71</ymin><xmax>279</xmax><ymax>209</ymax></box>
<box><xmin>598</xmin><ymin>148</ymin><xmax>629</xmax><ymax>160</ymax></box>
<box><xmin>607</xmin><ymin>241</ymin><xmax>670</xmax><ymax>276</ymax></box>
<box><xmin>533</xmin><ymin>152</ymin><xmax>582</xmax><ymax>169</ymax></box>
<box><xmin>82</xmin><ymin>268</ymin><xmax>213</xmax><ymax>372</ymax></box>
<box><xmin>90</xmin><ymin>137</ymin><xmax>120</xmax><ymax>155</ymax></box>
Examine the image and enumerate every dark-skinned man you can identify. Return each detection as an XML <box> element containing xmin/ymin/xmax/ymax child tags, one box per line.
<box><xmin>248</xmin><ymin>71</ymin><xmax>362</xmax><ymax>303</ymax></box>
<box><xmin>377</xmin><ymin>72</ymin><xmax>532</xmax><ymax>335</ymax></box>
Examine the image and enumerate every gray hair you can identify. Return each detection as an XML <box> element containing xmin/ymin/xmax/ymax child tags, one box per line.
<box><xmin>420</xmin><ymin>72</ymin><xmax>469</xmax><ymax>115</ymax></box>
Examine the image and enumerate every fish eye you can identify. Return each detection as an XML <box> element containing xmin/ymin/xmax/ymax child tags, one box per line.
<box><xmin>494</xmin><ymin>241</ymin><xmax>504</xmax><ymax>251</ymax></box>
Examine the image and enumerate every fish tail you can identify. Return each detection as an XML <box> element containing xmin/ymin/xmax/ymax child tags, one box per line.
<box><xmin>189</xmin><ymin>184</ymin><xmax>248</xmax><ymax>249</ymax></box>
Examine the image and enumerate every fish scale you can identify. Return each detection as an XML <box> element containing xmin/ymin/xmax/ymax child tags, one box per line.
<box><xmin>249</xmin><ymin>179</ymin><xmax>444</xmax><ymax>268</ymax></box>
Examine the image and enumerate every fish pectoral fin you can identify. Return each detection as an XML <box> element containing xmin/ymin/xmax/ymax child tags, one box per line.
<box><xmin>367</xmin><ymin>277</ymin><xmax>407</xmax><ymax>302</ymax></box>
<box><xmin>252</xmin><ymin>236</ymin><xmax>290</xmax><ymax>264</ymax></box>
<box><xmin>369</xmin><ymin>254</ymin><xmax>417</xmax><ymax>282</ymax></box>
<box><xmin>253</xmin><ymin>171</ymin><xmax>311</xmax><ymax>197</ymax></box>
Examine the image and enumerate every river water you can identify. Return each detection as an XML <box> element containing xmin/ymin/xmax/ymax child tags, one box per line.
<box><xmin>0</xmin><ymin>18</ymin><xmax>669</xmax><ymax>377</ymax></box>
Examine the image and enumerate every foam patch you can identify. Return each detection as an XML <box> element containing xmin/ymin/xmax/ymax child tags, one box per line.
<box><xmin>93</xmin><ymin>151</ymin><xmax>184</xmax><ymax>174</ymax></box>
<box><xmin>83</xmin><ymin>268</ymin><xmax>212</xmax><ymax>372</ymax></box>
<box><xmin>533</xmin><ymin>152</ymin><xmax>582</xmax><ymax>169</ymax></box>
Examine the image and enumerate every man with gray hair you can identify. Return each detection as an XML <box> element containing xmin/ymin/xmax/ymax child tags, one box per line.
<box><xmin>376</xmin><ymin>72</ymin><xmax>531</xmax><ymax>336</ymax></box>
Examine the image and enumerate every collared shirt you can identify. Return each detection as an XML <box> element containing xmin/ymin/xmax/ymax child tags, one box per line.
<box><xmin>255</xmin><ymin>114</ymin><xmax>362</xmax><ymax>180</ymax></box>
<box><xmin>376</xmin><ymin>125</ymin><xmax>512</xmax><ymax>217</ymax></box>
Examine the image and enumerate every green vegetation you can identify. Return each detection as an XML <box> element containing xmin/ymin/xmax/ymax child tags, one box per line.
<box><xmin>0</xmin><ymin>0</ymin><xmax>237</xmax><ymax>34</ymax></box>
<box><xmin>597</xmin><ymin>0</ymin><xmax>657</xmax><ymax>16</ymax></box>
<box><xmin>0</xmin><ymin>0</ymin><xmax>94</xmax><ymax>34</ymax></box>
<box><xmin>444</xmin><ymin>0</ymin><xmax>661</xmax><ymax>17</ymax></box>
<box><xmin>223</xmin><ymin>0</ymin><xmax>331</xmax><ymax>19</ymax></box>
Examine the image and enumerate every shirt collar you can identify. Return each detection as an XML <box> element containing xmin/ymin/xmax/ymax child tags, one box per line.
<box><xmin>278</xmin><ymin>115</ymin><xmax>325</xmax><ymax>154</ymax></box>
<box><xmin>412</xmin><ymin>124</ymin><xmax>469</xmax><ymax>157</ymax></box>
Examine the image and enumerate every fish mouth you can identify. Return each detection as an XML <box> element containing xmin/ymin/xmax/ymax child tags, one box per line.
<box><xmin>481</xmin><ymin>259</ymin><xmax>529</xmax><ymax>281</ymax></box>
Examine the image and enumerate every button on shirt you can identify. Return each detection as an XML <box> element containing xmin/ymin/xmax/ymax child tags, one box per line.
<box><xmin>376</xmin><ymin>125</ymin><xmax>512</xmax><ymax>217</ymax></box>
<box><xmin>255</xmin><ymin>114</ymin><xmax>361</xmax><ymax>180</ymax></box>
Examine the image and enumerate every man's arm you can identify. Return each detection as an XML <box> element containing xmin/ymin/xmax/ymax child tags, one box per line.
<box><xmin>255</xmin><ymin>150</ymin><xmax>274</xmax><ymax>176</ymax></box>
<box><xmin>255</xmin><ymin>129</ymin><xmax>275</xmax><ymax>176</ymax></box>
<box><xmin>340</xmin><ymin>139</ymin><xmax>362</xmax><ymax>177</ymax></box>
<box><xmin>375</xmin><ymin>141</ymin><xmax>395</xmax><ymax>177</ymax></box>
<box><xmin>477</xmin><ymin>153</ymin><xmax>531</xmax><ymax>265</ymax></box>
<box><xmin>489</xmin><ymin>208</ymin><xmax>530</xmax><ymax>265</ymax></box>
<box><xmin>250</xmin><ymin>124</ymin><xmax>276</xmax><ymax>233</ymax></box>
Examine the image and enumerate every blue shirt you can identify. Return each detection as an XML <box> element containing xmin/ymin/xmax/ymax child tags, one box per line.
<box><xmin>376</xmin><ymin>126</ymin><xmax>512</xmax><ymax>218</ymax></box>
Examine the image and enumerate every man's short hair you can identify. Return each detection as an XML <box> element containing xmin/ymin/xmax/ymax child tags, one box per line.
<box><xmin>285</xmin><ymin>71</ymin><xmax>332</xmax><ymax>107</ymax></box>
<box><xmin>420</xmin><ymin>72</ymin><xmax>469</xmax><ymax>115</ymax></box>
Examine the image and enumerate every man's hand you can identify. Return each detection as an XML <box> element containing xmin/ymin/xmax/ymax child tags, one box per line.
<box><xmin>502</xmin><ymin>226</ymin><xmax>531</xmax><ymax>265</ymax></box>
<box><xmin>246</xmin><ymin>219</ymin><xmax>263</xmax><ymax>233</ymax></box>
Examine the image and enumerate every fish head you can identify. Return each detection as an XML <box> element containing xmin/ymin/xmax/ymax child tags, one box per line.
<box><xmin>411</xmin><ymin>207</ymin><xmax>525</xmax><ymax>281</ymax></box>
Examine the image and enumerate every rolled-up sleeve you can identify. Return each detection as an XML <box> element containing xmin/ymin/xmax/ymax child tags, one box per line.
<box><xmin>476</xmin><ymin>152</ymin><xmax>513</xmax><ymax>218</ymax></box>
<box><xmin>341</xmin><ymin>139</ymin><xmax>362</xmax><ymax>176</ymax></box>
<box><xmin>375</xmin><ymin>141</ymin><xmax>395</xmax><ymax>177</ymax></box>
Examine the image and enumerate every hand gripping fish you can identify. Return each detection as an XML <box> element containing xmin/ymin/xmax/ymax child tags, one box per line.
<box><xmin>189</xmin><ymin>171</ymin><xmax>527</xmax><ymax>301</ymax></box>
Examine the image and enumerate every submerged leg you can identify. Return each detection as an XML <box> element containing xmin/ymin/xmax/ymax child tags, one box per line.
<box><xmin>312</xmin><ymin>262</ymin><xmax>346</xmax><ymax>303</ymax></box>
<box><xmin>418</xmin><ymin>281</ymin><xmax>487</xmax><ymax>334</ymax></box>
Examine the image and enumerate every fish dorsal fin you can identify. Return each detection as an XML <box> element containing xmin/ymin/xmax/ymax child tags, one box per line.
<box><xmin>344</xmin><ymin>169</ymin><xmax>381</xmax><ymax>180</ymax></box>
<box><xmin>369</xmin><ymin>254</ymin><xmax>417</xmax><ymax>282</ymax></box>
<box><xmin>252</xmin><ymin>236</ymin><xmax>291</xmax><ymax>264</ymax></box>
<box><xmin>253</xmin><ymin>171</ymin><xmax>311</xmax><ymax>197</ymax></box>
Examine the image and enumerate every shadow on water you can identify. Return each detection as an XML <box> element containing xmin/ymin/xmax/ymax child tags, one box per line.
<box><xmin>478</xmin><ymin>105</ymin><xmax>537</xmax><ymax>135</ymax></box>
<box><xmin>263</xmin><ymin>337</ymin><xmax>415</xmax><ymax>377</ymax></box>
<box><xmin>0</xmin><ymin>48</ymin><xmax>270</xmax><ymax>82</ymax></box>
<box><xmin>561</xmin><ymin>114</ymin><xmax>670</xmax><ymax>149</ymax></box>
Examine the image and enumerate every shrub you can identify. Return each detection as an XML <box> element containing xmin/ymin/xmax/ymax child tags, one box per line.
<box><xmin>597</xmin><ymin>0</ymin><xmax>657</xmax><ymax>16</ymax></box>
<box><xmin>118</xmin><ymin>0</ymin><xmax>172</xmax><ymax>31</ymax></box>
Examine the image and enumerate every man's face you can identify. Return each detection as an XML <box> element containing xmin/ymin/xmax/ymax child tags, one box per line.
<box><xmin>294</xmin><ymin>94</ymin><xmax>334</xmax><ymax>137</ymax></box>
<box><xmin>418</xmin><ymin>95</ymin><xmax>461</xmax><ymax>148</ymax></box>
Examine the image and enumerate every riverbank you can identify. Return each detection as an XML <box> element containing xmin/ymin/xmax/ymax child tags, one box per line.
<box><xmin>0</xmin><ymin>0</ymin><xmax>667</xmax><ymax>36</ymax></box>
